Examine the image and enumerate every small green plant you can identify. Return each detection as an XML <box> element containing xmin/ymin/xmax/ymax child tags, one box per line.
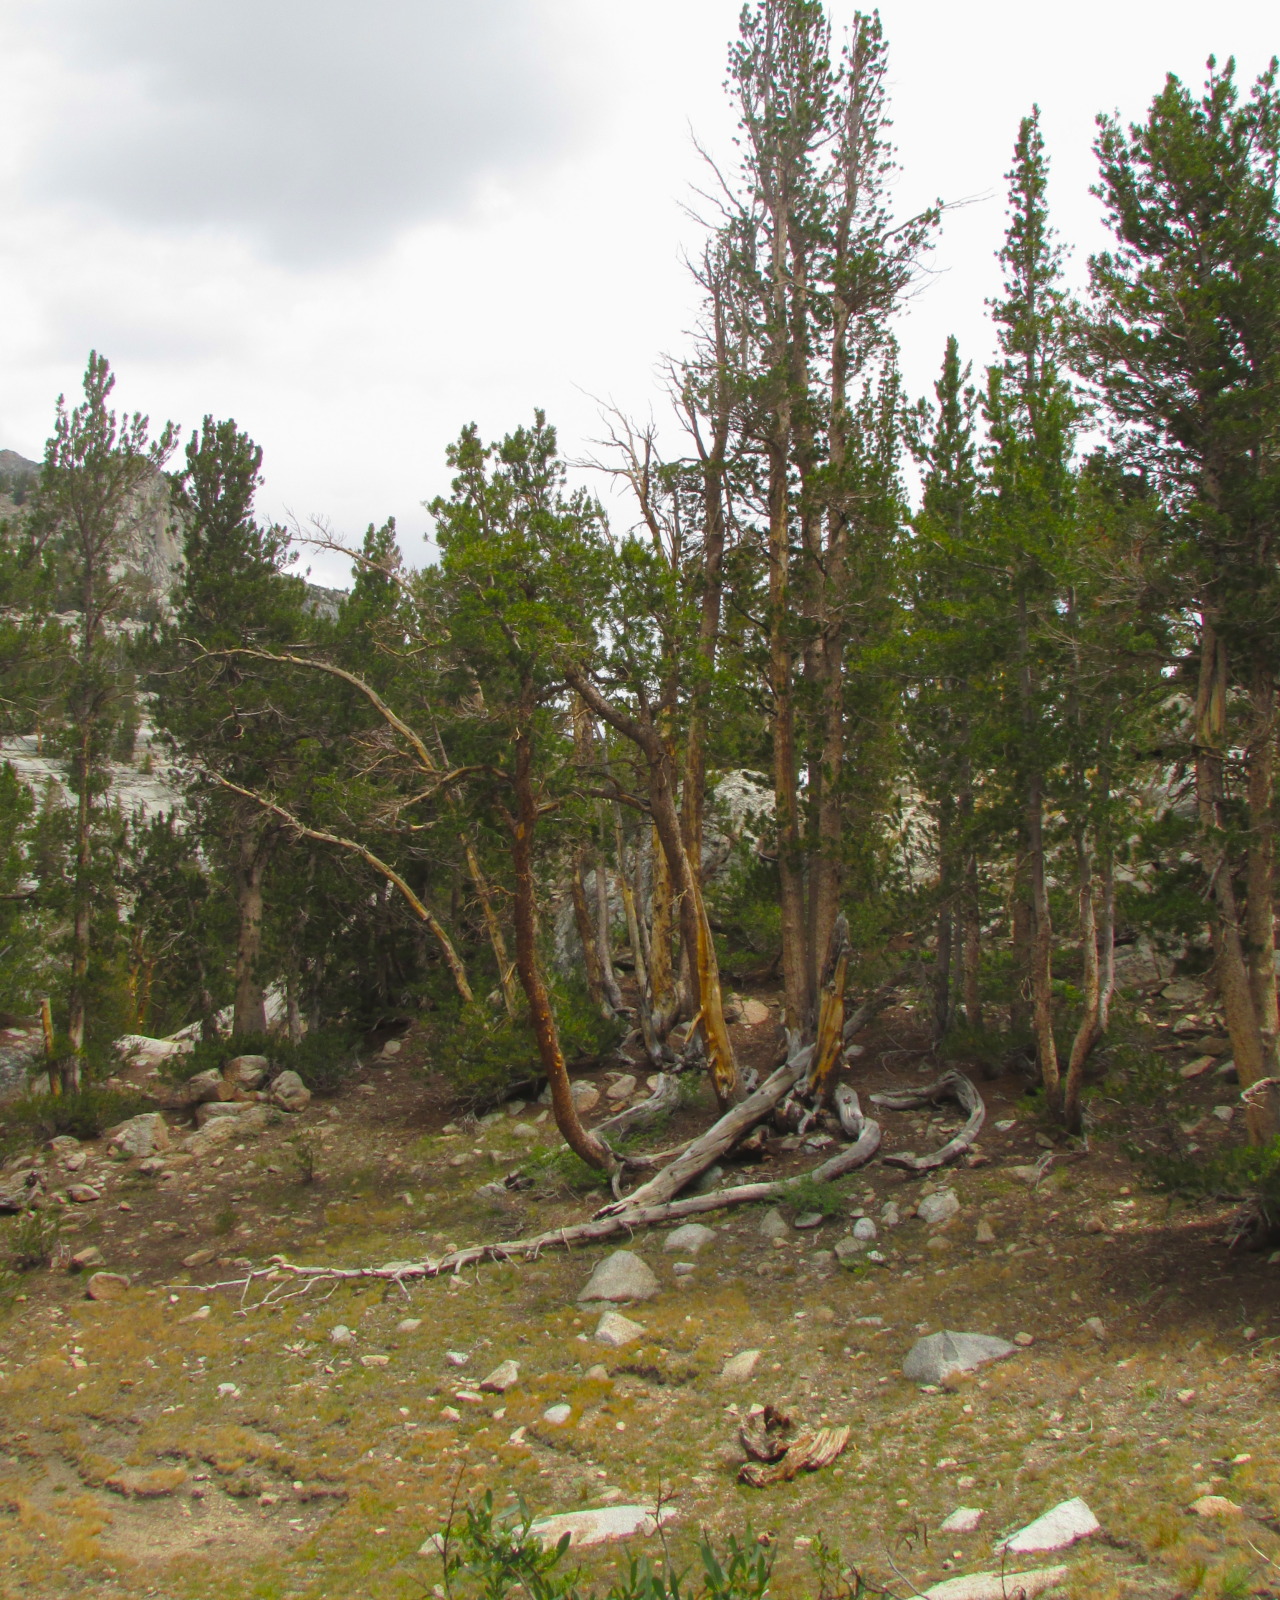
<box><xmin>287</xmin><ymin>1136</ymin><xmax>318</xmax><ymax>1185</ymax></box>
<box><xmin>521</xmin><ymin>1143</ymin><xmax>611</xmax><ymax>1195</ymax></box>
<box><xmin>3</xmin><ymin>1208</ymin><xmax>62</xmax><ymax>1271</ymax></box>
<box><xmin>784</xmin><ymin>1174</ymin><xmax>844</xmax><ymax>1219</ymax></box>
<box><xmin>433</xmin><ymin>1489</ymin><xmax>774</xmax><ymax>1600</ymax></box>
<box><xmin>1217</xmin><ymin>1561</ymin><xmax>1256</xmax><ymax>1600</ymax></box>
<box><xmin>214</xmin><ymin>1204</ymin><xmax>237</xmax><ymax>1236</ymax></box>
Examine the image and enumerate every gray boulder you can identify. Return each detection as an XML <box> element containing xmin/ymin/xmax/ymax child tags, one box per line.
<box><xmin>663</xmin><ymin>1223</ymin><xmax>716</xmax><ymax>1255</ymax></box>
<box><xmin>179</xmin><ymin>1070</ymin><xmax>234</xmax><ymax>1107</ymax></box>
<box><xmin>578</xmin><ymin>1249</ymin><xmax>660</xmax><ymax>1303</ymax></box>
<box><xmin>223</xmin><ymin>1054</ymin><xmax>269</xmax><ymax>1090</ymax></box>
<box><xmin>109</xmin><ymin>1112</ymin><xmax>170</xmax><ymax>1159</ymax></box>
<box><xmin>917</xmin><ymin>1189</ymin><xmax>960</xmax><ymax>1226</ymax></box>
<box><xmin>903</xmin><ymin>1330</ymin><xmax>1015</xmax><ymax>1384</ymax></box>
<box><xmin>757</xmin><ymin>1207</ymin><xmax>790</xmax><ymax>1240</ymax></box>
<box><xmin>195</xmin><ymin>1101</ymin><xmax>245</xmax><ymax>1128</ymax></box>
<box><xmin>269</xmin><ymin>1070</ymin><xmax>311</xmax><ymax>1112</ymax></box>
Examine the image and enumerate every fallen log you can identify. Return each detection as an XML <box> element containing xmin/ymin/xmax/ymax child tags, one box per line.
<box><xmin>872</xmin><ymin>1070</ymin><xmax>984</xmax><ymax>1173</ymax></box>
<box><xmin>179</xmin><ymin>1120</ymin><xmax>882</xmax><ymax>1307</ymax></box>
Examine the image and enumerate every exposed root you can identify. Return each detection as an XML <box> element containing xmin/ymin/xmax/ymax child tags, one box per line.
<box><xmin>871</xmin><ymin>1069</ymin><xmax>984</xmax><ymax>1173</ymax></box>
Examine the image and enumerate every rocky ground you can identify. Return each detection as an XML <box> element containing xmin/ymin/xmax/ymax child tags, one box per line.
<box><xmin>0</xmin><ymin>985</ymin><xmax>1277</xmax><ymax>1600</ymax></box>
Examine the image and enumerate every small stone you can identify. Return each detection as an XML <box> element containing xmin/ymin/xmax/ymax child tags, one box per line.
<box><xmin>663</xmin><ymin>1223</ymin><xmax>716</xmax><ymax>1254</ymax></box>
<box><xmin>719</xmin><ymin>1349</ymin><xmax>761</xmax><ymax>1383</ymax></box>
<box><xmin>86</xmin><ymin>1271</ymin><xmax>130</xmax><ymax>1301</ymax></box>
<box><xmin>793</xmin><ymin>1212</ymin><xmax>825</xmax><ymax>1230</ymax></box>
<box><xmin>585</xmin><ymin>1364</ymin><xmax>609</xmax><ymax>1382</ymax></box>
<box><xmin>1212</xmin><ymin>1105</ymin><xmax>1235</xmax><ymax>1124</ymax></box>
<box><xmin>445</xmin><ymin>1350</ymin><xmax>469</xmax><ymax>1366</ymax></box>
<box><xmin>578</xmin><ymin>1250</ymin><xmax>660</xmax><ymax>1303</ymax></box>
<box><xmin>975</xmin><ymin>1219</ymin><xmax>996</xmax><ymax>1244</ymax></box>
<box><xmin>217</xmin><ymin>1382</ymin><xmax>241</xmax><ymax>1399</ymax></box>
<box><xmin>105</xmin><ymin>1466</ymin><xmax>188</xmax><ymax>1498</ymax></box>
<box><xmin>1014</xmin><ymin>1332</ymin><xmax>1034</xmax><ymax>1347</ymax></box>
<box><xmin>852</xmin><ymin>1216</ymin><xmax>877</xmax><ymax>1241</ymax></box>
<box><xmin>741</xmin><ymin>999</ymin><xmax>772</xmax><ymax>1027</ymax></box>
<box><xmin>70</xmin><ymin>1246</ymin><xmax>104</xmax><ymax>1269</ymax></box>
<box><xmin>380</xmin><ymin>1038</ymin><xmax>403</xmax><ymax>1058</ymax></box>
<box><xmin>66</xmin><ymin>1184</ymin><xmax>100</xmax><ymax>1204</ymax></box>
<box><xmin>330</xmin><ymin>1325</ymin><xmax>355</xmax><ymax>1346</ymax></box>
<box><xmin>834</xmin><ymin>1237</ymin><xmax>868</xmax><ymax>1265</ymax></box>
<box><xmin>269</xmin><ymin>1070</ymin><xmax>311</xmax><ymax>1112</ymax></box>
<box><xmin>921</xmin><ymin>1569</ymin><xmax>1069</xmax><ymax>1600</ymax></box>
<box><xmin>595</xmin><ymin>1310</ymin><xmax>646</xmax><ymax>1348</ymax></box>
<box><xmin>917</xmin><ymin>1190</ymin><xmax>960</xmax><ymax>1226</ymax></box>
<box><xmin>182</xmin><ymin>1248</ymin><xmax>215</xmax><ymax>1269</ymax></box>
<box><xmin>1179</xmin><ymin>1056</ymin><xmax>1216</xmax><ymax>1080</ymax></box>
<box><xmin>998</xmin><ymin>1496</ymin><xmax>1100</xmax><ymax>1553</ymax></box>
<box><xmin>1083</xmin><ymin>1316</ymin><xmax>1106</xmax><ymax>1341</ymax></box>
<box><xmin>480</xmin><ymin>1360</ymin><xmax>520</xmax><ymax>1393</ymax></box>
<box><xmin>1243</xmin><ymin>1325</ymin><xmax>1258</xmax><ymax>1340</ymax></box>
<box><xmin>1010</xmin><ymin>1165</ymin><xmax>1043</xmax><ymax>1185</ymax></box>
<box><xmin>360</xmin><ymin>1354</ymin><xmax>390</xmax><ymax>1368</ymax></box>
<box><xmin>137</xmin><ymin>1156</ymin><xmax>165</xmax><ymax>1175</ymax></box>
<box><xmin>1177</xmin><ymin>1388</ymin><xmax>1196</xmax><ymax>1406</ymax></box>
<box><xmin>939</xmin><ymin>1507</ymin><xmax>984</xmax><ymax>1533</ymax></box>
<box><xmin>758</xmin><ymin>1207</ymin><xmax>790</xmax><ymax>1240</ymax></box>
<box><xmin>440</xmin><ymin>1406</ymin><xmax>461</xmax><ymax>1421</ymax></box>
<box><xmin>512</xmin><ymin>1122</ymin><xmax>540</xmax><ymax>1139</ymax></box>
<box><xmin>691</xmin><ymin>1164</ymin><xmax>724</xmax><ymax>1194</ymax></box>
<box><xmin>570</xmin><ymin>1082</ymin><xmax>600</xmax><ymax>1113</ymax></box>
<box><xmin>605</xmin><ymin>1074</ymin><xmax>637</xmax><ymax>1102</ymax></box>
<box><xmin>903</xmin><ymin>1331</ymin><xmax>1015</xmax><ymax>1385</ymax></box>
<box><xmin>397</xmin><ymin>1319</ymin><xmax>422</xmax><ymax>1334</ymax></box>
<box><xmin>926</xmin><ymin>1235</ymin><xmax>952</xmax><ymax>1252</ymax></box>
<box><xmin>1190</xmin><ymin>1495</ymin><xmax>1242</xmax><ymax>1518</ymax></box>
<box><xmin>880</xmin><ymin>1202</ymin><xmax>901</xmax><ymax>1227</ymax></box>
<box><xmin>1083</xmin><ymin>1215</ymin><xmax>1107</xmax><ymax>1234</ymax></box>
<box><xmin>62</xmin><ymin>1150</ymin><xmax>88</xmax><ymax>1172</ymax></box>
<box><xmin>542</xmin><ymin>1403</ymin><xmax>572</xmax><ymax>1425</ymax></box>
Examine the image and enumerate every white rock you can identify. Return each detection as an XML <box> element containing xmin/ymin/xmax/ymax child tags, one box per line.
<box><xmin>480</xmin><ymin>1360</ymin><xmax>520</xmax><ymax>1393</ymax></box>
<box><xmin>542</xmin><ymin>1403</ymin><xmax>572</xmax><ymax>1425</ymax></box>
<box><xmin>758</xmin><ymin>1208</ymin><xmax>790</xmax><ymax>1240</ymax></box>
<box><xmin>578</xmin><ymin>1250</ymin><xmax>659</xmax><ymax>1303</ymax></box>
<box><xmin>922</xmin><ymin>1568</ymin><xmax>1069</xmax><ymax>1600</ymax></box>
<box><xmin>109</xmin><ymin>1113</ymin><xmax>170</xmax><ymax>1159</ymax></box>
<box><xmin>903</xmin><ymin>1331</ymin><xmax>1015</xmax><ymax>1385</ymax></box>
<box><xmin>917</xmin><ymin>1189</ymin><xmax>960</xmax><ymax>1226</ymax></box>
<box><xmin>998</xmin><ymin>1497</ymin><xmax>1100</xmax><ymax>1553</ymax></box>
<box><xmin>179</xmin><ymin>1069</ymin><xmax>234</xmax><ymax>1107</ymax></box>
<box><xmin>330</xmin><ymin>1325</ymin><xmax>355</xmax><ymax>1346</ymax></box>
<box><xmin>527</xmin><ymin>1504</ymin><xmax>676</xmax><ymax>1550</ymax></box>
<box><xmin>595</xmin><ymin>1310</ymin><xmax>645</xmax><ymax>1348</ymax></box>
<box><xmin>853</xmin><ymin>1217</ymin><xmax>877</xmax><ymax>1241</ymax></box>
<box><xmin>397</xmin><ymin>1319</ymin><xmax>422</xmax><ymax>1333</ymax></box>
<box><xmin>718</xmin><ymin>1349</ymin><xmax>761</xmax><ymax>1383</ymax></box>
<box><xmin>741</xmin><ymin>999</ymin><xmax>772</xmax><ymax>1027</ymax></box>
<box><xmin>663</xmin><ymin>1223</ymin><xmax>716</xmax><ymax>1255</ymax></box>
<box><xmin>1212</xmin><ymin>1105</ymin><xmax>1235</xmax><ymax>1123</ymax></box>
<box><xmin>605</xmin><ymin>1074</ymin><xmax>637</xmax><ymax>1101</ymax></box>
<box><xmin>223</xmin><ymin>1054</ymin><xmax>269</xmax><ymax>1090</ymax></box>
<box><xmin>381</xmin><ymin>1038</ymin><xmax>403</xmax><ymax>1058</ymax></box>
<box><xmin>939</xmin><ymin>1507</ymin><xmax>985</xmax><ymax>1533</ymax></box>
<box><xmin>445</xmin><ymin>1350</ymin><xmax>469</xmax><ymax>1366</ymax></box>
<box><xmin>880</xmin><ymin>1202</ymin><xmax>901</xmax><ymax>1227</ymax></box>
<box><xmin>195</xmin><ymin>1100</ymin><xmax>245</xmax><ymax>1127</ymax></box>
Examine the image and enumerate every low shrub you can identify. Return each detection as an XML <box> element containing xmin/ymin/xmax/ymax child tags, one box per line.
<box><xmin>0</xmin><ymin>1085</ymin><xmax>151</xmax><ymax>1155</ymax></box>
<box><xmin>157</xmin><ymin>1027</ymin><xmax>359</xmax><ymax>1094</ymax></box>
<box><xmin>3</xmin><ymin>1209</ymin><xmax>62</xmax><ymax>1271</ymax></box>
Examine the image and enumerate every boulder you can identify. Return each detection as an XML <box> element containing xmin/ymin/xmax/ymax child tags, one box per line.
<box><xmin>269</xmin><ymin>1070</ymin><xmax>311</xmax><ymax>1112</ymax></box>
<box><xmin>578</xmin><ymin>1250</ymin><xmax>660</xmax><ymax>1303</ymax></box>
<box><xmin>569</xmin><ymin>1081</ymin><xmax>600</xmax><ymax>1113</ymax></box>
<box><xmin>740</xmin><ymin>999</ymin><xmax>772</xmax><ymax>1027</ymax></box>
<box><xmin>852</xmin><ymin>1216</ymin><xmax>877</xmax><ymax>1241</ymax></box>
<box><xmin>223</xmin><ymin>1054</ymin><xmax>269</xmax><ymax>1090</ymax></box>
<box><xmin>595</xmin><ymin>1311</ymin><xmax>645</xmax><ymax>1348</ymax></box>
<box><xmin>109</xmin><ymin>1113</ymin><xmax>170</xmax><ymax>1159</ymax></box>
<box><xmin>997</xmin><ymin>1497</ymin><xmax>1100</xmax><ymax>1553</ymax></box>
<box><xmin>70</xmin><ymin>1245</ymin><xmax>104</xmax><ymax>1269</ymax></box>
<box><xmin>903</xmin><ymin>1331</ymin><xmax>1015</xmax><ymax>1385</ymax></box>
<box><xmin>179</xmin><ymin>1070</ymin><xmax>234</xmax><ymax>1107</ymax></box>
<box><xmin>939</xmin><ymin>1507</ymin><xmax>985</xmax><ymax>1533</ymax></box>
<box><xmin>195</xmin><ymin>1101</ymin><xmax>245</xmax><ymax>1128</ymax></box>
<box><xmin>66</xmin><ymin>1184</ymin><xmax>101</xmax><ymax>1204</ymax></box>
<box><xmin>834</xmin><ymin>1237</ymin><xmax>869</xmax><ymax>1265</ymax></box>
<box><xmin>663</xmin><ymin>1223</ymin><xmax>716</xmax><ymax>1255</ymax></box>
<box><xmin>917</xmin><ymin>1189</ymin><xmax>960</xmax><ymax>1226</ymax></box>
<box><xmin>758</xmin><ymin>1208</ymin><xmax>790</xmax><ymax>1240</ymax></box>
<box><xmin>1190</xmin><ymin>1495</ymin><xmax>1242</xmax><ymax>1518</ymax></box>
<box><xmin>718</xmin><ymin>1349</ymin><xmax>761</xmax><ymax>1383</ymax></box>
<box><xmin>605</xmin><ymin>1074</ymin><xmax>637</xmax><ymax>1102</ymax></box>
<box><xmin>542</xmin><ymin>1404</ymin><xmax>572</xmax><ymax>1425</ymax></box>
<box><xmin>86</xmin><ymin>1271</ymin><xmax>130</xmax><ymax>1301</ymax></box>
<box><xmin>48</xmin><ymin>1135</ymin><xmax>80</xmax><ymax>1156</ymax></box>
<box><xmin>480</xmin><ymin>1360</ymin><xmax>520</xmax><ymax>1393</ymax></box>
<box><xmin>525</xmin><ymin>1504</ymin><xmax>676</xmax><ymax>1550</ymax></box>
<box><xmin>330</xmin><ymin>1324</ymin><xmax>355</xmax><ymax>1346</ymax></box>
<box><xmin>0</xmin><ymin>1169</ymin><xmax>44</xmax><ymax>1212</ymax></box>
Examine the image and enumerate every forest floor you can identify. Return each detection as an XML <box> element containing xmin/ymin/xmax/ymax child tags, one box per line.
<box><xmin>0</xmin><ymin>986</ymin><xmax>1277</xmax><ymax>1600</ymax></box>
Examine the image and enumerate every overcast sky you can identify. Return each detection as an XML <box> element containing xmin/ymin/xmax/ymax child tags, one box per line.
<box><xmin>1</xmin><ymin>1</ymin><xmax>1275</xmax><ymax>584</ymax></box>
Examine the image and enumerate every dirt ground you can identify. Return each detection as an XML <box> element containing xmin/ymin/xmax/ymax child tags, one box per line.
<box><xmin>0</xmin><ymin>988</ymin><xmax>1277</xmax><ymax>1600</ymax></box>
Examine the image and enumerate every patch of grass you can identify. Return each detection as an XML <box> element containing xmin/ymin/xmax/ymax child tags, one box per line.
<box><xmin>2</xmin><ymin>1208</ymin><xmax>62</xmax><ymax>1270</ymax></box>
<box><xmin>784</xmin><ymin>1174</ymin><xmax>845</xmax><ymax>1219</ymax></box>
<box><xmin>0</xmin><ymin>1085</ymin><xmax>151</xmax><ymax>1155</ymax></box>
<box><xmin>287</xmin><ymin>1135</ymin><xmax>318</xmax><ymax>1185</ymax></box>
<box><xmin>213</xmin><ymin>1204</ymin><xmax>237</xmax><ymax>1236</ymax></box>
<box><xmin>521</xmin><ymin>1144</ymin><xmax>612</xmax><ymax>1195</ymax></box>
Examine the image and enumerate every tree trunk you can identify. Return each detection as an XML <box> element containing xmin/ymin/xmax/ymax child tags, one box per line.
<box><xmin>932</xmin><ymin>796</ymin><xmax>956</xmax><ymax>1044</ymax></box>
<box><xmin>510</xmin><ymin>698</ymin><xmax>613</xmax><ymax>1173</ymax></box>
<box><xmin>1195</xmin><ymin>619</ymin><xmax>1278</xmax><ymax>1141</ymax></box>
<box><xmin>1245</xmin><ymin>666</ymin><xmax>1278</xmax><ymax>1056</ymax></box>
<box><xmin>64</xmin><ymin>725</ymin><xmax>93</xmax><ymax>1089</ymax></box>
<box><xmin>593</xmin><ymin>839</ymin><xmax>625</xmax><ymax>1014</ymax></box>
<box><xmin>570</xmin><ymin>852</ymin><xmax>608</xmax><ymax>1015</ymax></box>
<box><xmin>233</xmin><ymin>828</ymin><xmax>272</xmax><ymax>1036</ymax></box>
<box><xmin>1062</xmin><ymin>824</ymin><xmax>1099</xmax><ymax>1133</ymax></box>
<box><xmin>958</xmin><ymin>757</ymin><xmax>983</xmax><ymax>1030</ymax></box>
<box><xmin>648</xmin><ymin>827</ymin><xmax>677</xmax><ymax>1037</ymax></box>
